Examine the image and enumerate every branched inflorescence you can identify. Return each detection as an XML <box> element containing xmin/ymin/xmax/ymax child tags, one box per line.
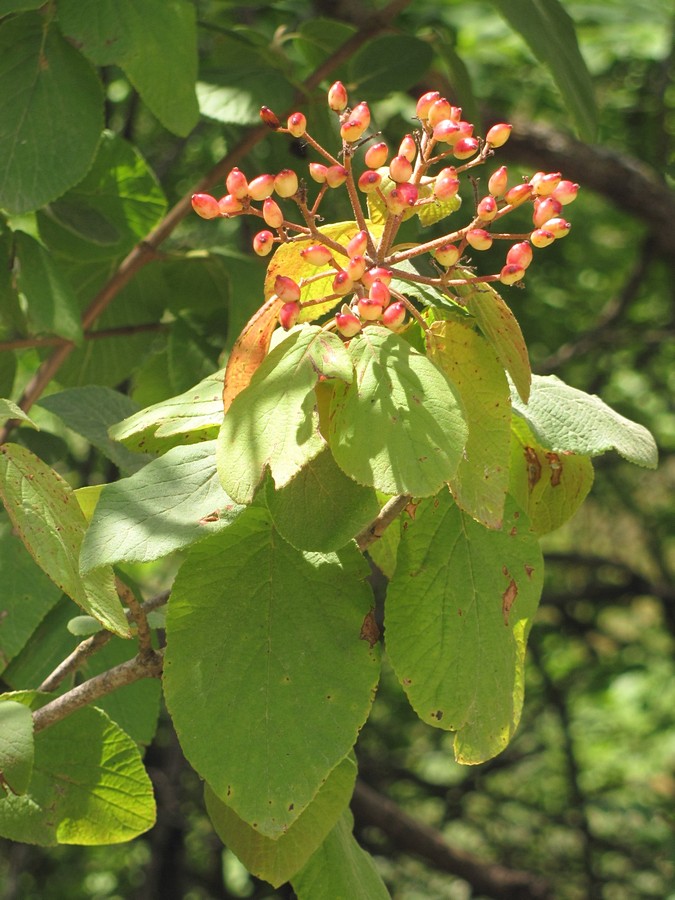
<box><xmin>192</xmin><ymin>83</ymin><xmax>578</xmax><ymax>336</ymax></box>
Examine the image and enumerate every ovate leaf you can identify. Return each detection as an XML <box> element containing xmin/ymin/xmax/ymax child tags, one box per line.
<box><xmin>164</xmin><ymin>508</ymin><xmax>380</xmax><ymax>837</ymax></box>
<box><xmin>0</xmin><ymin>700</ymin><xmax>33</xmax><ymax>795</ymax></box>
<box><xmin>0</xmin><ymin>445</ymin><xmax>129</xmax><ymax>637</ymax></box>
<box><xmin>511</xmin><ymin>375</ymin><xmax>658</xmax><ymax>468</ymax></box>
<box><xmin>222</xmin><ymin>295</ymin><xmax>284</xmax><ymax>413</ymax></box>
<box><xmin>386</xmin><ymin>491</ymin><xmax>543</xmax><ymax>764</ymax></box>
<box><xmin>0</xmin><ymin>399</ymin><xmax>37</xmax><ymax>430</ymax></box>
<box><xmin>0</xmin><ymin>14</ymin><xmax>103</xmax><ymax>213</ymax></box>
<box><xmin>205</xmin><ymin>756</ymin><xmax>357</xmax><ymax>888</ymax></box>
<box><xmin>428</xmin><ymin>320</ymin><xmax>511</xmax><ymax>528</ymax></box>
<box><xmin>328</xmin><ymin>327</ymin><xmax>467</xmax><ymax>497</ymax></box>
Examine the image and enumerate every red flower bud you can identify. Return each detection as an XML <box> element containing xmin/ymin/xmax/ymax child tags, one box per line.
<box><xmin>362</xmin><ymin>267</ymin><xmax>391</xmax><ymax>288</ymax></box>
<box><xmin>396</xmin><ymin>182</ymin><xmax>419</xmax><ymax>206</ymax></box>
<box><xmin>260</xmin><ymin>106</ymin><xmax>281</xmax><ymax>129</ymax></box>
<box><xmin>433</xmin><ymin>167</ymin><xmax>459</xmax><ymax>200</ymax></box>
<box><xmin>506</xmin><ymin>242</ymin><xmax>533</xmax><ymax>269</ymax></box>
<box><xmin>347</xmin><ymin>230</ymin><xmax>368</xmax><ymax>259</ymax></box>
<box><xmin>477</xmin><ymin>195</ymin><xmax>498</xmax><ymax>221</ymax></box>
<box><xmin>247</xmin><ymin>174</ymin><xmax>275</xmax><ymax>201</ymax></box>
<box><xmin>552</xmin><ymin>180</ymin><xmax>579</xmax><ymax>205</ymax></box>
<box><xmin>398</xmin><ymin>134</ymin><xmax>417</xmax><ymax>162</ymax></box>
<box><xmin>499</xmin><ymin>264</ymin><xmax>526</xmax><ymax>285</ymax></box>
<box><xmin>358</xmin><ymin>296</ymin><xmax>383</xmax><ymax>321</ymax></box>
<box><xmin>287</xmin><ymin>112</ymin><xmax>307</xmax><ymax>138</ymax></box>
<box><xmin>328</xmin><ymin>81</ymin><xmax>348</xmax><ymax>112</ymax></box>
<box><xmin>325</xmin><ymin>165</ymin><xmax>348</xmax><ymax>188</ymax></box>
<box><xmin>218</xmin><ymin>194</ymin><xmax>243</xmax><ymax>216</ymax></box>
<box><xmin>309</xmin><ymin>162</ymin><xmax>328</xmax><ymax>183</ymax></box>
<box><xmin>485</xmin><ymin>123</ymin><xmax>512</xmax><ymax>147</ymax></box>
<box><xmin>340</xmin><ymin>118</ymin><xmax>368</xmax><ymax>143</ymax></box>
<box><xmin>347</xmin><ymin>255</ymin><xmax>366</xmax><ymax>281</ymax></box>
<box><xmin>369</xmin><ymin>280</ymin><xmax>391</xmax><ymax>307</ymax></box>
<box><xmin>428</xmin><ymin>98</ymin><xmax>453</xmax><ymax>127</ymax></box>
<box><xmin>351</xmin><ymin>102</ymin><xmax>371</xmax><ymax>129</ymax></box>
<box><xmin>540</xmin><ymin>217</ymin><xmax>571</xmax><ymax>238</ymax></box>
<box><xmin>364</xmin><ymin>141</ymin><xmax>388</xmax><ymax>168</ymax></box>
<box><xmin>226</xmin><ymin>167</ymin><xmax>249</xmax><ymax>200</ymax></box>
<box><xmin>532</xmin><ymin>196</ymin><xmax>562</xmax><ymax>227</ymax></box>
<box><xmin>386</xmin><ymin>188</ymin><xmax>407</xmax><ymax>215</ymax></box>
<box><xmin>488</xmin><ymin>165</ymin><xmax>509</xmax><ymax>198</ymax></box>
<box><xmin>416</xmin><ymin>90</ymin><xmax>441</xmax><ymax>120</ymax></box>
<box><xmin>332</xmin><ymin>271</ymin><xmax>353</xmax><ymax>295</ymax></box>
<box><xmin>301</xmin><ymin>244</ymin><xmax>333</xmax><ymax>266</ymax></box>
<box><xmin>433</xmin><ymin>120</ymin><xmax>461</xmax><ymax>145</ymax></box>
<box><xmin>530</xmin><ymin>228</ymin><xmax>556</xmax><ymax>248</ymax></box>
<box><xmin>453</xmin><ymin>137</ymin><xmax>480</xmax><ymax>159</ymax></box>
<box><xmin>253</xmin><ymin>230</ymin><xmax>275</xmax><ymax>256</ymax></box>
<box><xmin>279</xmin><ymin>301</ymin><xmax>300</xmax><ymax>330</ymax></box>
<box><xmin>530</xmin><ymin>171</ymin><xmax>561</xmax><ymax>196</ymax></box>
<box><xmin>389</xmin><ymin>155</ymin><xmax>413</xmax><ymax>183</ymax></box>
<box><xmin>335</xmin><ymin>308</ymin><xmax>362</xmax><ymax>337</ymax></box>
<box><xmin>382</xmin><ymin>301</ymin><xmax>406</xmax><ymax>330</ymax></box>
<box><xmin>191</xmin><ymin>193</ymin><xmax>220</xmax><ymax>219</ymax></box>
<box><xmin>503</xmin><ymin>183</ymin><xmax>534</xmax><ymax>207</ymax></box>
<box><xmin>466</xmin><ymin>229</ymin><xmax>493</xmax><ymax>251</ymax></box>
<box><xmin>274</xmin><ymin>169</ymin><xmax>299</xmax><ymax>198</ymax></box>
<box><xmin>433</xmin><ymin>243</ymin><xmax>460</xmax><ymax>267</ymax></box>
<box><xmin>274</xmin><ymin>275</ymin><xmax>301</xmax><ymax>302</ymax></box>
<box><xmin>358</xmin><ymin>170</ymin><xmax>382</xmax><ymax>193</ymax></box>
<box><xmin>263</xmin><ymin>197</ymin><xmax>284</xmax><ymax>228</ymax></box>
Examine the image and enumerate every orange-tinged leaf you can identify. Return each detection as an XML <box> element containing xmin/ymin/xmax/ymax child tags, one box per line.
<box><xmin>222</xmin><ymin>294</ymin><xmax>283</xmax><ymax>413</ymax></box>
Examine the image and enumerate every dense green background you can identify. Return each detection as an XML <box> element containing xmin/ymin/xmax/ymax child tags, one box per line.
<box><xmin>0</xmin><ymin>0</ymin><xmax>673</xmax><ymax>897</ymax></box>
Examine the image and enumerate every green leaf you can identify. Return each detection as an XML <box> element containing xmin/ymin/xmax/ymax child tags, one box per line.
<box><xmin>511</xmin><ymin>375</ymin><xmax>659</xmax><ymax>469</ymax></box>
<box><xmin>0</xmin><ymin>515</ymin><xmax>62</xmax><ymax>674</ymax></box>
<box><xmin>458</xmin><ymin>278</ymin><xmax>531</xmax><ymax>403</ymax></box>
<box><xmin>0</xmin><ymin>13</ymin><xmax>103</xmax><ymax>214</ymax></box>
<box><xmin>66</xmin><ymin>615</ymin><xmax>102</xmax><ymax>637</ymax></box>
<box><xmin>80</xmin><ymin>441</ymin><xmax>244</xmax><ymax>572</ymax></box>
<box><xmin>367</xmin><ymin>513</ymin><xmax>400</xmax><ymax>580</ymax></box>
<box><xmin>0</xmin><ymin>700</ymin><xmax>33</xmax><ymax>795</ymax></box>
<box><xmin>38</xmin><ymin>386</ymin><xmax>153</xmax><ymax>475</ymax></box>
<box><xmin>58</xmin><ymin>0</ymin><xmax>198</xmax><ymax>136</ymax></box>
<box><xmin>0</xmin><ymin>444</ymin><xmax>129</xmax><ymax>637</ymax></box>
<box><xmin>292</xmin><ymin>809</ymin><xmax>390</xmax><ymax>899</ymax></box>
<box><xmin>491</xmin><ymin>0</ymin><xmax>597</xmax><ymax>141</ymax></box>
<box><xmin>13</xmin><ymin>232</ymin><xmax>82</xmax><ymax>342</ymax></box>
<box><xmin>385</xmin><ymin>491</ymin><xmax>543</xmax><ymax>764</ymax></box>
<box><xmin>0</xmin><ymin>1</ymin><xmax>44</xmax><ymax>11</ymax></box>
<box><xmin>427</xmin><ymin>320</ymin><xmax>511</xmax><ymax>529</ymax></box>
<box><xmin>205</xmin><ymin>756</ymin><xmax>357</xmax><ymax>888</ymax></box>
<box><xmin>0</xmin><ymin>702</ymin><xmax>155</xmax><ymax>845</ymax></box>
<box><xmin>509</xmin><ymin>417</ymin><xmax>594</xmax><ymax>535</ymax></box>
<box><xmin>348</xmin><ymin>34</ymin><xmax>433</xmax><ymax>97</ymax></box>
<box><xmin>164</xmin><ymin>508</ymin><xmax>380</xmax><ymax>837</ymax></box>
<box><xmin>2</xmin><ymin>600</ymin><xmax>78</xmax><ymax>691</ymax></box>
<box><xmin>110</xmin><ymin>370</ymin><xmax>225</xmax><ymax>454</ymax></box>
<box><xmin>0</xmin><ymin>399</ymin><xmax>37</xmax><ymax>430</ymax></box>
<box><xmin>217</xmin><ymin>327</ymin><xmax>352</xmax><ymax>504</ymax></box>
<box><xmin>368</xmin><ymin>173</ymin><xmax>461</xmax><ymax>228</ymax></box>
<box><xmin>36</xmin><ymin>131</ymin><xmax>167</xmax><ymax>263</ymax></box>
<box><xmin>266</xmin><ymin>447</ymin><xmax>380</xmax><ymax>552</ymax></box>
<box><xmin>328</xmin><ymin>327</ymin><xmax>467</xmax><ymax>497</ymax></box>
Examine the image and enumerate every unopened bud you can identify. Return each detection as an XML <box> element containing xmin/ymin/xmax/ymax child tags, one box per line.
<box><xmin>369</xmin><ymin>280</ymin><xmax>391</xmax><ymax>307</ymax></box>
<box><xmin>347</xmin><ymin>255</ymin><xmax>366</xmax><ymax>281</ymax></box>
<box><xmin>433</xmin><ymin>167</ymin><xmax>459</xmax><ymax>200</ymax></box>
<box><xmin>477</xmin><ymin>196</ymin><xmax>498</xmax><ymax>221</ymax></box>
<box><xmin>301</xmin><ymin>244</ymin><xmax>333</xmax><ymax>266</ymax></box>
<box><xmin>488</xmin><ymin>165</ymin><xmax>509</xmax><ymax>198</ymax></box>
<box><xmin>434</xmin><ymin>243</ymin><xmax>460</xmax><ymax>267</ymax></box>
<box><xmin>191</xmin><ymin>193</ymin><xmax>220</xmax><ymax>219</ymax></box>
<box><xmin>552</xmin><ymin>180</ymin><xmax>579</xmax><ymax>205</ymax></box>
<box><xmin>396</xmin><ymin>182</ymin><xmax>419</xmax><ymax>206</ymax></box>
<box><xmin>287</xmin><ymin>112</ymin><xmax>307</xmax><ymax>138</ymax></box>
<box><xmin>358</xmin><ymin>296</ymin><xmax>383</xmax><ymax>321</ymax></box>
<box><xmin>485</xmin><ymin>123</ymin><xmax>512</xmax><ymax>147</ymax></box>
<box><xmin>328</xmin><ymin>81</ymin><xmax>348</xmax><ymax>112</ymax></box>
<box><xmin>274</xmin><ymin>169</ymin><xmax>299</xmax><ymax>198</ymax></box>
<box><xmin>398</xmin><ymin>134</ymin><xmax>417</xmax><ymax>162</ymax></box>
<box><xmin>532</xmin><ymin>196</ymin><xmax>562</xmax><ymax>228</ymax></box>
<box><xmin>253</xmin><ymin>230</ymin><xmax>275</xmax><ymax>256</ymax></box>
<box><xmin>530</xmin><ymin>171</ymin><xmax>561</xmax><ymax>196</ymax></box>
<box><xmin>358</xmin><ymin>170</ymin><xmax>382</xmax><ymax>193</ymax></box>
<box><xmin>263</xmin><ymin>197</ymin><xmax>284</xmax><ymax>228</ymax></box>
<box><xmin>364</xmin><ymin>142</ymin><xmax>388</xmax><ymax>168</ymax></box>
<box><xmin>541</xmin><ymin>217</ymin><xmax>571</xmax><ymax>238</ymax></box>
<box><xmin>274</xmin><ymin>275</ymin><xmax>301</xmax><ymax>302</ymax></box>
<box><xmin>326</xmin><ymin>165</ymin><xmax>348</xmax><ymax>188</ymax></box>
<box><xmin>248</xmin><ymin>174</ymin><xmax>275</xmax><ymax>201</ymax></box>
<box><xmin>347</xmin><ymin>230</ymin><xmax>368</xmax><ymax>259</ymax></box>
<box><xmin>362</xmin><ymin>267</ymin><xmax>391</xmax><ymax>288</ymax></box>
<box><xmin>341</xmin><ymin>118</ymin><xmax>368</xmax><ymax>143</ymax></box>
<box><xmin>506</xmin><ymin>242</ymin><xmax>533</xmax><ymax>269</ymax></box>
<box><xmin>453</xmin><ymin>137</ymin><xmax>480</xmax><ymax>159</ymax></box>
<box><xmin>218</xmin><ymin>194</ymin><xmax>243</xmax><ymax>216</ymax></box>
<box><xmin>351</xmin><ymin>102</ymin><xmax>371</xmax><ymax>129</ymax></box>
<box><xmin>499</xmin><ymin>264</ymin><xmax>526</xmax><ymax>285</ymax></box>
<box><xmin>332</xmin><ymin>271</ymin><xmax>353</xmax><ymax>295</ymax></box>
<box><xmin>260</xmin><ymin>106</ymin><xmax>281</xmax><ymax>129</ymax></box>
<box><xmin>530</xmin><ymin>228</ymin><xmax>556</xmax><ymax>248</ymax></box>
<box><xmin>466</xmin><ymin>229</ymin><xmax>493</xmax><ymax>251</ymax></box>
<box><xmin>416</xmin><ymin>90</ymin><xmax>441</xmax><ymax>120</ymax></box>
<box><xmin>335</xmin><ymin>308</ymin><xmax>362</xmax><ymax>337</ymax></box>
<box><xmin>309</xmin><ymin>162</ymin><xmax>328</xmax><ymax>183</ymax></box>
<box><xmin>279</xmin><ymin>301</ymin><xmax>300</xmax><ymax>330</ymax></box>
<box><xmin>382</xmin><ymin>301</ymin><xmax>406</xmax><ymax>330</ymax></box>
<box><xmin>389</xmin><ymin>155</ymin><xmax>413</xmax><ymax>183</ymax></box>
<box><xmin>386</xmin><ymin>188</ymin><xmax>408</xmax><ymax>215</ymax></box>
<box><xmin>504</xmin><ymin>182</ymin><xmax>534</xmax><ymax>207</ymax></box>
<box><xmin>433</xmin><ymin>120</ymin><xmax>461</xmax><ymax>145</ymax></box>
<box><xmin>428</xmin><ymin>98</ymin><xmax>453</xmax><ymax>127</ymax></box>
<box><xmin>226</xmin><ymin>167</ymin><xmax>249</xmax><ymax>200</ymax></box>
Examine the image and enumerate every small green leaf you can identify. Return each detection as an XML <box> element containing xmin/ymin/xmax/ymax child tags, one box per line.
<box><xmin>0</xmin><ymin>399</ymin><xmax>37</xmax><ymax>430</ymax></box>
<box><xmin>205</xmin><ymin>756</ymin><xmax>357</xmax><ymax>888</ymax></box>
<box><xmin>0</xmin><ymin>700</ymin><xmax>33</xmax><ymax>795</ymax></box>
<box><xmin>0</xmin><ymin>445</ymin><xmax>129</xmax><ymax>637</ymax></box>
<box><xmin>511</xmin><ymin>375</ymin><xmax>659</xmax><ymax>469</ymax></box>
<box><xmin>66</xmin><ymin>615</ymin><xmax>102</xmax><ymax>637</ymax></box>
<box><xmin>217</xmin><ymin>327</ymin><xmax>352</xmax><ymax>504</ymax></box>
<box><xmin>427</xmin><ymin>320</ymin><xmax>511</xmax><ymax>529</ymax></box>
<box><xmin>13</xmin><ymin>232</ymin><xmax>82</xmax><ymax>342</ymax></box>
<box><xmin>292</xmin><ymin>809</ymin><xmax>390</xmax><ymax>899</ymax></box>
<box><xmin>0</xmin><ymin>702</ymin><xmax>155</xmax><ymax>845</ymax></box>
<box><xmin>164</xmin><ymin>508</ymin><xmax>379</xmax><ymax>837</ymax></box>
<box><xmin>0</xmin><ymin>14</ymin><xmax>103</xmax><ymax>214</ymax></box>
<box><xmin>328</xmin><ymin>327</ymin><xmax>467</xmax><ymax>497</ymax></box>
<box><xmin>386</xmin><ymin>491</ymin><xmax>543</xmax><ymax>764</ymax></box>
<box><xmin>80</xmin><ymin>441</ymin><xmax>244</xmax><ymax>572</ymax></box>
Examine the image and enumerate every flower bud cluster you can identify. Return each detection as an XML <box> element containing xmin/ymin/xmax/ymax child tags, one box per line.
<box><xmin>191</xmin><ymin>82</ymin><xmax>579</xmax><ymax>336</ymax></box>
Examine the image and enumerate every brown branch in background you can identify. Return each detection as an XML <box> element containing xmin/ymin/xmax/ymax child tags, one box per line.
<box><xmin>351</xmin><ymin>779</ymin><xmax>552</xmax><ymax>900</ymax></box>
<box><xmin>116</xmin><ymin>577</ymin><xmax>154</xmax><ymax>658</ymax></box>
<box><xmin>0</xmin><ymin>322</ymin><xmax>167</xmax><ymax>352</ymax></box>
<box><xmin>0</xmin><ymin>0</ymin><xmax>412</xmax><ymax>445</ymax></box>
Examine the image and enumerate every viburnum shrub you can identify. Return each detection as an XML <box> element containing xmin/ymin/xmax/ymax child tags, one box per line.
<box><xmin>0</xmin><ymin>83</ymin><xmax>657</xmax><ymax>894</ymax></box>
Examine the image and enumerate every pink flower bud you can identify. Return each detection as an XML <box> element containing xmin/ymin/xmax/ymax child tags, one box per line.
<box><xmin>369</xmin><ymin>280</ymin><xmax>391</xmax><ymax>307</ymax></box>
<box><xmin>247</xmin><ymin>174</ymin><xmax>275</xmax><ymax>201</ymax></box>
<box><xmin>326</xmin><ymin>165</ymin><xmax>348</xmax><ymax>188</ymax></box>
<box><xmin>358</xmin><ymin>296</ymin><xmax>383</xmax><ymax>321</ymax></box>
<box><xmin>364</xmin><ymin>141</ymin><xmax>388</xmax><ymax>168</ymax></box>
<box><xmin>301</xmin><ymin>244</ymin><xmax>333</xmax><ymax>266</ymax></box>
<box><xmin>274</xmin><ymin>275</ymin><xmax>301</xmax><ymax>302</ymax></box>
<box><xmin>456</xmin><ymin>120</ymin><xmax>474</xmax><ymax>138</ymax></box>
<box><xmin>398</xmin><ymin>134</ymin><xmax>417</xmax><ymax>162</ymax></box>
<box><xmin>499</xmin><ymin>264</ymin><xmax>526</xmax><ymax>285</ymax></box>
<box><xmin>335</xmin><ymin>308</ymin><xmax>362</xmax><ymax>337</ymax></box>
<box><xmin>504</xmin><ymin>182</ymin><xmax>534</xmax><ymax>207</ymax></box>
<box><xmin>382</xmin><ymin>301</ymin><xmax>406</xmax><ymax>330</ymax></box>
<box><xmin>416</xmin><ymin>90</ymin><xmax>441</xmax><ymax>120</ymax></box>
<box><xmin>433</xmin><ymin>120</ymin><xmax>461</xmax><ymax>145</ymax></box>
<box><xmin>253</xmin><ymin>230</ymin><xmax>275</xmax><ymax>256</ymax></box>
<box><xmin>389</xmin><ymin>155</ymin><xmax>413</xmax><ymax>183</ymax></box>
<box><xmin>260</xmin><ymin>106</ymin><xmax>281</xmax><ymax>129</ymax></box>
<box><xmin>274</xmin><ymin>169</ymin><xmax>299</xmax><ymax>198</ymax></box>
<box><xmin>552</xmin><ymin>180</ymin><xmax>579</xmax><ymax>205</ymax></box>
<box><xmin>433</xmin><ymin>243</ymin><xmax>460</xmax><ymax>267</ymax></box>
<box><xmin>530</xmin><ymin>228</ymin><xmax>556</xmax><ymax>248</ymax></box>
<box><xmin>397</xmin><ymin>182</ymin><xmax>419</xmax><ymax>206</ymax></box>
<box><xmin>218</xmin><ymin>194</ymin><xmax>243</xmax><ymax>216</ymax></box>
<box><xmin>506</xmin><ymin>242</ymin><xmax>533</xmax><ymax>269</ymax></box>
<box><xmin>477</xmin><ymin>196</ymin><xmax>498</xmax><ymax>221</ymax></box>
<box><xmin>347</xmin><ymin>255</ymin><xmax>366</xmax><ymax>281</ymax></box>
<box><xmin>358</xmin><ymin>170</ymin><xmax>382</xmax><ymax>193</ymax></box>
<box><xmin>341</xmin><ymin>118</ymin><xmax>368</xmax><ymax>143</ymax></box>
<box><xmin>386</xmin><ymin>188</ymin><xmax>409</xmax><ymax>215</ymax></box>
<box><xmin>347</xmin><ymin>230</ymin><xmax>368</xmax><ymax>259</ymax></box>
<box><xmin>351</xmin><ymin>102</ymin><xmax>371</xmax><ymax>129</ymax></box>
<box><xmin>466</xmin><ymin>229</ymin><xmax>493</xmax><ymax>251</ymax></box>
<box><xmin>488</xmin><ymin>166</ymin><xmax>509</xmax><ymax>198</ymax></box>
<box><xmin>226</xmin><ymin>167</ymin><xmax>249</xmax><ymax>200</ymax></box>
<box><xmin>263</xmin><ymin>197</ymin><xmax>284</xmax><ymax>228</ymax></box>
<box><xmin>530</xmin><ymin>171</ymin><xmax>561</xmax><ymax>196</ymax></box>
<box><xmin>428</xmin><ymin>98</ymin><xmax>453</xmax><ymax>127</ymax></box>
<box><xmin>287</xmin><ymin>112</ymin><xmax>307</xmax><ymax>138</ymax></box>
<box><xmin>532</xmin><ymin>196</ymin><xmax>562</xmax><ymax>227</ymax></box>
<box><xmin>279</xmin><ymin>301</ymin><xmax>300</xmax><ymax>330</ymax></box>
<box><xmin>453</xmin><ymin>137</ymin><xmax>480</xmax><ymax>159</ymax></box>
<box><xmin>541</xmin><ymin>217</ymin><xmax>571</xmax><ymax>238</ymax></box>
<box><xmin>191</xmin><ymin>193</ymin><xmax>220</xmax><ymax>219</ymax></box>
<box><xmin>309</xmin><ymin>162</ymin><xmax>328</xmax><ymax>183</ymax></box>
<box><xmin>332</xmin><ymin>271</ymin><xmax>353</xmax><ymax>295</ymax></box>
<box><xmin>362</xmin><ymin>267</ymin><xmax>391</xmax><ymax>288</ymax></box>
<box><xmin>328</xmin><ymin>81</ymin><xmax>348</xmax><ymax>112</ymax></box>
<box><xmin>433</xmin><ymin>167</ymin><xmax>459</xmax><ymax>200</ymax></box>
<box><xmin>485</xmin><ymin>123</ymin><xmax>512</xmax><ymax>147</ymax></box>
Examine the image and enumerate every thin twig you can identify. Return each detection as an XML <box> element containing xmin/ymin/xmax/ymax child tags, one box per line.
<box><xmin>0</xmin><ymin>322</ymin><xmax>167</xmax><ymax>352</ymax></box>
<box><xmin>356</xmin><ymin>494</ymin><xmax>411</xmax><ymax>551</ymax></box>
<box><xmin>116</xmin><ymin>577</ymin><xmax>154</xmax><ymax>659</ymax></box>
